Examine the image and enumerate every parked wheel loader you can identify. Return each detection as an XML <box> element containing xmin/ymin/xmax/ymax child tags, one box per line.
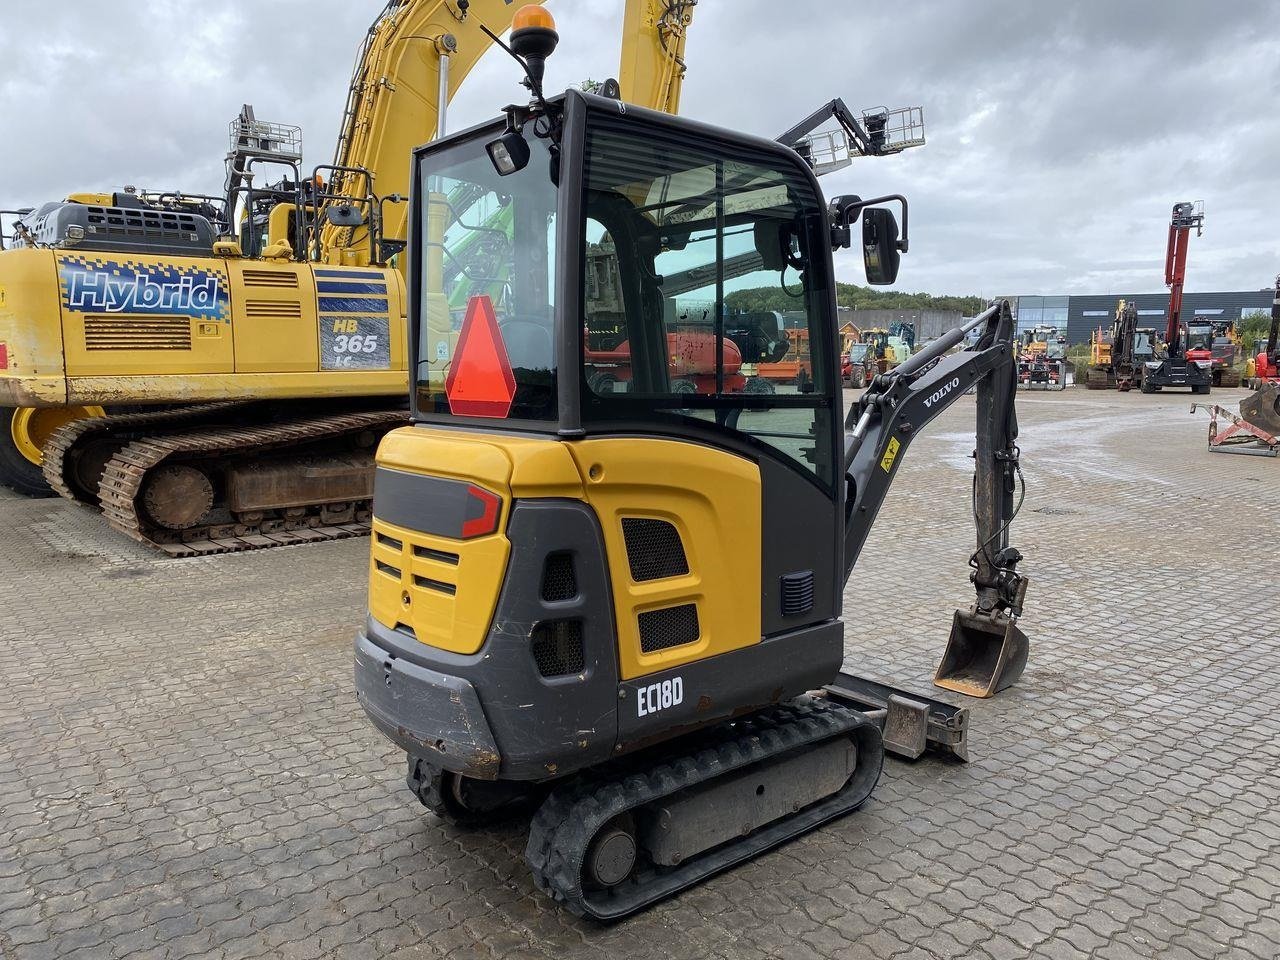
<box><xmin>354</xmin><ymin>7</ymin><xmax>1030</xmax><ymax>920</ymax></box>
<box><xmin>1017</xmin><ymin>324</ymin><xmax>1067</xmax><ymax>390</ymax></box>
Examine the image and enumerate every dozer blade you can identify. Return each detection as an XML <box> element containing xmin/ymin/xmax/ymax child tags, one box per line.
<box><xmin>1240</xmin><ymin>382</ymin><xmax>1280</xmax><ymax>438</ymax></box>
<box><xmin>934</xmin><ymin>609</ymin><xmax>1029</xmax><ymax>698</ymax></box>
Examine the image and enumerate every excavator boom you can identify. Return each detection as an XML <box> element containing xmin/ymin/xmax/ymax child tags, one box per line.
<box><xmin>618</xmin><ymin>0</ymin><xmax>697</xmax><ymax>114</ymax></box>
<box><xmin>843</xmin><ymin>303</ymin><xmax>1028</xmax><ymax>696</ymax></box>
<box><xmin>327</xmin><ymin>0</ymin><xmax>702</xmax><ymax>262</ymax></box>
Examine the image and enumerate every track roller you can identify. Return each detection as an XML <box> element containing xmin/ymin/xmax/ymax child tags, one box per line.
<box><xmin>525</xmin><ymin>699</ymin><xmax>883</xmax><ymax>921</ymax></box>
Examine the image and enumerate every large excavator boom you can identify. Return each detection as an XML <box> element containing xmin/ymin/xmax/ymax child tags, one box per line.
<box><xmin>618</xmin><ymin>0</ymin><xmax>697</xmax><ymax>114</ymax></box>
<box><xmin>325</xmin><ymin>0</ymin><xmax>528</xmax><ymax>261</ymax></box>
<box><xmin>326</xmin><ymin>0</ymin><xmax>702</xmax><ymax>264</ymax></box>
<box><xmin>1164</xmin><ymin>201</ymin><xmax>1204</xmax><ymax>355</ymax></box>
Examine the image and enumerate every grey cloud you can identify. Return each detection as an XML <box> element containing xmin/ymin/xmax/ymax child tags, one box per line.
<box><xmin>3</xmin><ymin>0</ymin><xmax>1277</xmax><ymax>297</ymax></box>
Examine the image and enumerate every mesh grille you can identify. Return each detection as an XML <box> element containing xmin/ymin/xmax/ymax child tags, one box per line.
<box><xmin>638</xmin><ymin>604</ymin><xmax>700</xmax><ymax>653</ymax></box>
<box><xmin>84</xmin><ymin>316</ymin><xmax>191</xmax><ymax>351</ymax></box>
<box><xmin>531</xmin><ymin>620</ymin><xmax>585</xmax><ymax>677</ymax></box>
<box><xmin>541</xmin><ymin>552</ymin><xmax>578</xmax><ymax>602</ymax></box>
<box><xmin>244</xmin><ymin>300</ymin><xmax>303</xmax><ymax>318</ymax></box>
<box><xmin>242</xmin><ymin>269</ymin><xmax>300</xmax><ymax>288</ymax></box>
<box><xmin>621</xmin><ymin>518</ymin><xmax>689</xmax><ymax>582</ymax></box>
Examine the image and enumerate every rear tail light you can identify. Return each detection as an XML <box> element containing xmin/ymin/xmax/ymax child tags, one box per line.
<box><xmin>460</xmin><ymin>485</ymin><xmax>501</xmax><ymax>539</ymax></box>
<box><xmin>0</xmin><ymin>343</ymin><xmax>8</xmax><ymax>369</ymax></box>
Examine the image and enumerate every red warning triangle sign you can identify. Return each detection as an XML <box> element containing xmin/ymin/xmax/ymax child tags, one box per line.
<box><xmin>445</xmin><ymin>295</ymin><xmax>517</xmax><ymax>418</ymax></box>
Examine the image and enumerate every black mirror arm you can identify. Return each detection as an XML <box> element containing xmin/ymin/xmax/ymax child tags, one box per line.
<box><xmin>828</xmin><ymin>193</ymin><xmax>909</xmax><ymax>252</ymax></box>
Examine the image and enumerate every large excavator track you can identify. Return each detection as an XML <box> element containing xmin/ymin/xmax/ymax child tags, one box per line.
<box><xmin>525</xmin><ymin>699</ymin><xmax>883</xmax><ymax>921</ymax></box>
<box><xmin>44</xmin><ymin>405</ymin><xmax>407</xmax><ymax>556</ymax></box>
<box><xmin>43</xmin><ymin>403</ymin><xmax>252</xmax><ymax>504</ymax></box>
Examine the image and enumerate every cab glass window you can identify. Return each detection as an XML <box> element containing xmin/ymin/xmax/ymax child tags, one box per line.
<box><xmin>580</xmin><ymin>115</ymin><xmax>835</xmax><ymax>487</ymax></box>
<box><xmin>414</xmin><ymin>128</ymin><xmax>558</xmax><ymax>421</ymax></box>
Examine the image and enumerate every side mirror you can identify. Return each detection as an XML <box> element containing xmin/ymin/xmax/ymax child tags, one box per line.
<box><xmin>862</xmin><ymin>207</ymin><xmax>900</xmax><ymax>285</ymax></box>
<box><xmin>325</xmin><ymin>204</ymin><xmax>365</xmax><ymax>227</ymax></box>
<box><xmin>754</xmin><ymin>220</ymin><xmax>787</xmax><ymax>271</ymax></box>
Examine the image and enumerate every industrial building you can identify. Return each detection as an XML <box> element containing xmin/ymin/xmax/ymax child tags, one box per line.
<box><xmin>1013</xmin><ymin>290</ymin><xmax>1275</xmax><ymax>344</ymax></box>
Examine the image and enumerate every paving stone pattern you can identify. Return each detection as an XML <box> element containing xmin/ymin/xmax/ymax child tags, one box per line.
<box><xmin>0</xmin><ymin>388</ymin><xmax>1277</xmax><ymax>959</ymax></box>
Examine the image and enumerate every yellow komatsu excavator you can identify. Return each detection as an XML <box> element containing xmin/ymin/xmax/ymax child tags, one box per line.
<box><xmin>0</xmin><ymin>0</ymin><xmax>696</xmax><ymax>557</ymax></box>
<box><xmin>353</xmin><ymin>7</ymin><xmax>1027</xmax><ymax>920</ymax></box>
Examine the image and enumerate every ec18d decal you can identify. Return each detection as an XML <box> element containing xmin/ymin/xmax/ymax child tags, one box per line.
<box><xmin>57</xmin><ymin>256</ymin><xmax>228</xmax><ymax>321</ymax></box>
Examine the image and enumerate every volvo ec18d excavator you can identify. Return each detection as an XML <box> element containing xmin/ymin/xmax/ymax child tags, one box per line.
<box><xmin>0</xmin><ymin>0</ymin><xmax>697</xmax><ymax>556</ymax></box>
<box><xmin>353</xmin><ymin>8</ymin><xmax>1029</xmax><ymax>919</ymax></box>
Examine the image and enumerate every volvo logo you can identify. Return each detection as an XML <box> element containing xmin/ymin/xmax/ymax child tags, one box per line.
<box><xmin>922</xmin><ymin>377</ymin><xmax>962</xmax><ymax>409</ymax></box>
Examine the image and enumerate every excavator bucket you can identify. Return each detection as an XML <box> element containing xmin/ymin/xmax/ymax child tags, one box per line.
<box><xmin>1240</xmin><ymin>382</ymin><xmax>1280</xmax><ymax>438</ymax></box>
<box><xmin>934</xmin><ymin>609</ymin><xmax>1029</xmax><ymax>698</ymax></box>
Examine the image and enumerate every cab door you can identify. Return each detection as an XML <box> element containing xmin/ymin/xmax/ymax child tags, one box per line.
<box><xmin>571</xmin><ymin>104</ymin><xmax>843</xmax><ymax>684</ymax></box>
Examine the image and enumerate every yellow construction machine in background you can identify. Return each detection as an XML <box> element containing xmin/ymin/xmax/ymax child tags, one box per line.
<box><xmin>0</xmin><ymin>0</ymin><xmax>697</xmax><ymax>556</ymax></box>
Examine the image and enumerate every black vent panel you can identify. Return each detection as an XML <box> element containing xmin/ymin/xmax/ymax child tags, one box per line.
<box><xmin>531</xmin><ymin>620</ymin><xmax>585</xmax><ymax>677</ymax></box>
<box><xmin>638</xmin><ymin>604</ymin><xmax>700</xmax><ymax>653</ymax></box>
<box><xmin>541</xmin><ymin>552</ymin><xmax>578</xmax><ymax>602</ymax></box>
<box><xmin>780</xmin><ymin>570</ymin><xmax>815</xmax><ymax>616</ymax></box>
<box><xmin>621</xmin><ymin>518</ymin><xmax>689</xmax><ymax>582</ymax></box>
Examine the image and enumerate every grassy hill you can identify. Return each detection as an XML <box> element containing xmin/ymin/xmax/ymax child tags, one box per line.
<box><xmin>725</xmin><ymin>282</ymin><xmax>984</xmax><ymax>315</ymax></box>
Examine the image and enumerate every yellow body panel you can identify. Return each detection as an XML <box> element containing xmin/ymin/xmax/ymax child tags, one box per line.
<box><xmin>0</xmin><ymin>248</ymin><xmax>407</xmax><ymax>407</ymax></box>
<box><xmin>375</xmin><ymin>426</ymin><xmax>584</xmax><ymax>498</ymax></box>
<box><xmin>370</xmin><ymin>429</ymin><xmax>762</xmax><ymax>677</ymax></box>
<box><xmin>369</xmin><ymin>516</ymin><xmax>510</xmax><ymax>656</ymax></box>
<box><xmin>229</xmin><ymin>261</ymin><xmax>319</xmax><ymax>373</ymax></box>
<box><xmin>0</xmin><ymin>248</ymin><xmax>71</xmax><ymax>404</ymax></box>
<box><xmin>57</xmin><ymin>252</ymin><xmax>235</xmax><ymax>377</ymax></box>
<box><xmin>567</xmin><ymin>438</ymin><xmax>762</xmax><ymax>681</ymax></box>
<box><xmin>369</xmin><ymin>426</ymin><xmax>584</xmax><ymax>654</ymax></box>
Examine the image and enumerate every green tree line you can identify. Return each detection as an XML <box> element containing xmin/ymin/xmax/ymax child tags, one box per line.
<box><xmin>1239</xmin><ymin>311</ymin><xmax>1275</xmax><ymax>351</ymax></box>
<box><xmin>725</xmin><ymin>282</ymin><xmax>984</xmax><ymax>315</ymax></box>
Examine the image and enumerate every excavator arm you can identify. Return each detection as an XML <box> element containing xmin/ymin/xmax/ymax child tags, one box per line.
<box><xmin>325</xmin><ymin>0</ymin><xmax>699</xmax><ymax>264</ymax></box>
<box><xmin>1163</xmin><ymin>201</ymin><xmax>1204</xmax><ymax>356</ymax></box>
<box><xmin>323</xmin><ymin>0</ymin><xmax>527</xmax><ymax>262</ymax></box>
<box><xmin>617</xmin><ymin>0</ymin><xmax>697</xmax><ymax>115</ymax></box>
<box><xmin>842</xmin><ymin>301</ymin><xmax>1030</xmax><ymax>697</ymax></box>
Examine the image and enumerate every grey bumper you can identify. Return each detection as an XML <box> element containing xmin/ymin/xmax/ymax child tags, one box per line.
<box><xmin>353</xmin><ymin>630</ymin><xmax>501</xmax><ymax>780</ymax></box>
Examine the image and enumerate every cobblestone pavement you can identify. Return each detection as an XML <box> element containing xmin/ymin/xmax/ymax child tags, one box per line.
<box><xmin>1</xmin><ymin>387</ymin><xmax>1277</xmax><ymax>960</ymax></box>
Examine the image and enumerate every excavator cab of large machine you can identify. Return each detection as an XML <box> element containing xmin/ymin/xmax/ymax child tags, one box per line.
<box><xmin>1184</xmin><ymin>322</ymin><xmax>1213</xmax><ymax>352</ymax></box>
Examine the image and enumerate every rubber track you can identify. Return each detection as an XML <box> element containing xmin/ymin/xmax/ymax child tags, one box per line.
<box><xmin>43</xmin><ymin>402</ymin><xmax>251</xmax><ymax>504</ymax></box>
<box><xmin>93</xmin><ymin>409</ymin><xmax>407</xmax><ymax>557</ymax></box>
<box><xmin>524</xmin><ymin>699</ymin><xmax>884</xmax><ymax>921</ymax></box>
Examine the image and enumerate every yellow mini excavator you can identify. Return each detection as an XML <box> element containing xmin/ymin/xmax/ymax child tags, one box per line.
<box><xmin>353</xmin><ymin>8</ymin><xmax>1028</xmax><ymax>919</ymax></box>
<box><xmin>0</xmin><ymin>0</ymin><xmax>697</xmax><ymax>557</ymax></box>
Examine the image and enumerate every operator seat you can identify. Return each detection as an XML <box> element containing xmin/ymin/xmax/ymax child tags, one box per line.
<box><xmin>499</xmin><ymin>318</ymin><xmax>554</xmax><ymax>372</ymax></box>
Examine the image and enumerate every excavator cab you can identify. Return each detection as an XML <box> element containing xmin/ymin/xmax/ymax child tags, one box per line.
<box><xmin>356</xmin><ymin>28</ymin><xmax>1028</xmax><ymax>917</ymax></box>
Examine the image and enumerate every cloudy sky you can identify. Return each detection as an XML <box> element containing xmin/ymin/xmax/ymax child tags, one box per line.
<box><xmin>4</xmin><ymin>0</ymin><xmax>1277</xmax><ymax>297</ymax></box>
